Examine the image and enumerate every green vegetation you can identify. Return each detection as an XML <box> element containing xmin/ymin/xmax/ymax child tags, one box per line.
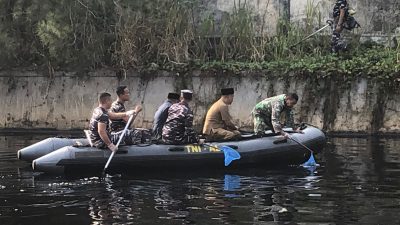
<box><xmin>0</xmin><ymin>0</ymin><xmax>398</xmax><ymax>82</ymax></box>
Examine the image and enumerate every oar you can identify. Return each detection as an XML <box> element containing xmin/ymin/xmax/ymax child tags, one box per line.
<box><xmin>203</xmin><ymin>143</ymin><xmax>241</xmax><ymax>166</ymax></box>
<box><xmin>103</xmin><ymin>114</ymin><xmax>134</xmax><ymax>171</ymax></box>
<box><xmin>288</xmin><ymin>135</ymin><xmax>317</xmax><ymax>167</ymax></box>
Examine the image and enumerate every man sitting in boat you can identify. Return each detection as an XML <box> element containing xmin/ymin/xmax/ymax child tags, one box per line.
<box><xmin>152</xmin><ymin>92</ymin><xmax>180</xmax><ymax>140</ymax></box>
<box><xmin>109</xmin><ymin>85</ymin><xmax>142</xmax><ymax>132</ymax></box>
<box><xmin>89</xmin><ymin>92</ymin><xmax>140</xmax><ymax>152</ymax></box>
<box><xmin>162</xmin><ymin>90</ymin><xmax>204</xmax><ymax>145</ymax></box>
<box><xmin>202</xmin><ymin>88</ymin><xmax>241</xmax><ymax>142</ymax></box>
<box><xmin>252</xmin><ymin>93</ymin><xmax>303</xmax><ymax>139</ymax></box>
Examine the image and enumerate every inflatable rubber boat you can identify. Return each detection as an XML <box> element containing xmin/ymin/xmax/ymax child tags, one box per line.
<box><xmin>17</xmin><ymin>125</ymin><xmax>326</xmax><ymax>174</ymax></box>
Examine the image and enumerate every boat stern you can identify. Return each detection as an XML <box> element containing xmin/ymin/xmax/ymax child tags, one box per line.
<box><xmin>18</xmin><ymin>138</ymin><xmax>88</xmax><ymax>162</ymax></box>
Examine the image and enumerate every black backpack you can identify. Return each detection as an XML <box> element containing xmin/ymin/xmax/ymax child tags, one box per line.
<box><xmin>344</xmin><ymin>15</ymin><xmax>360</xmax><ymax>30</ymax></box>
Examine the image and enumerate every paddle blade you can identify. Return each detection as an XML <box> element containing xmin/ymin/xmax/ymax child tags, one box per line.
<box><xmin>302</xmin><ymin>154</ymin><xmax>317</xmax><ymax>167</ymax></box>
<box><xmin>221</xmin><ymin>146</ymin><xmax>241</xmax><ymax>166</ymax></box>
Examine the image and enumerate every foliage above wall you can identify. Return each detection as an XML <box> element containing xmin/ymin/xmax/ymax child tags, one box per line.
<box><xmin>0</xmin><ymin>0</ymin><xmax>398</xmax><ymax>85</ymax></box>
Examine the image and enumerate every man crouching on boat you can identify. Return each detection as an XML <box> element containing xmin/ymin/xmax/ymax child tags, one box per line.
<box><xmin>252</xmin><ymin>93</ymin><xmax>303</xmax><ymax>139</ymax></box>
<box><xmin>89</xmin><ymin>92</ymin><xmax>139</xmax><ymax>152</ymax></box>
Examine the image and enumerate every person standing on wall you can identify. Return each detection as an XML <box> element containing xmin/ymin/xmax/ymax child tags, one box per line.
<box><xmin>331</xmin><ymin>0</ymin><xmax>349</xmax><ymax>53</ymax></box>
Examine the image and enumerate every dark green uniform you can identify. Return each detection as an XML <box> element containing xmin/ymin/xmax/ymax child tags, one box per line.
<box><xmin>252</xmin><ymin>94</ymin><xmax>295</xmax><ymax>134</ymax></box>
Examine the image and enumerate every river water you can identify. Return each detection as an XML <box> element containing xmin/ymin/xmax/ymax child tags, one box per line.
<box><xmin>0</xmin><ymin>133</ymin><xmax>399</xmax><ymax>225</ymax></box>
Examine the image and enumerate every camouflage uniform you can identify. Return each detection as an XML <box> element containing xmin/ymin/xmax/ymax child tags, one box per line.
<box><xmin>89</xmin><ymin>107</ymin><xmax>145</xmax><ymax>149</ymax></box>
<box><xmin>109</xmin><ymin>101</ymin><xmax>128</xmax><ymax>132</ymax></box>
<box><xmin>162</xmin><ymin>102</ymin><xmax>198</xmax><ymax>144</ymax></box>
<box><xmin>109</xmin><ymin>100</ymin><xmax>151</xmax><ymax>143</ymax></box>
<box><xmin>252</xmin><ymin>94</ymin><xmax>295</xmax><ymax>135</ymax></box>
<box><xmin>331</xmin><ymin>0</ymin><xmax>349</xmax><ymax>53</ymax></box>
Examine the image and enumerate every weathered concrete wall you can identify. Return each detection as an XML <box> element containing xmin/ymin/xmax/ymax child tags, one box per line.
<box><xmin>207</xmin><ymin>0</ymin><xmax>283</xmax><ymax>35</ymax></box>
<box><xmin>209</xmin><ymin>0</ymin><xmax>400</xmax><ymax>37</ymax></box>
<box><xmin>1</xmin><ymin>70</ymin><xmax>399</xmax><ymax>133</ymax></box>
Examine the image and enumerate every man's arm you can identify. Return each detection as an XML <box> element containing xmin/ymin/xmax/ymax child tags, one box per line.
<box><xmin>220</xmin><ymin>105</ymin><xmax>237</xmax><ymax>130</ymax></box>
<box><xmin>108</xmin><ymin>108</ymin><xmax>138</xmax><ymax>120</ymax></box>
<box><xmin>123</xmin><ymin>105</ymin><xmax>143</xmax><ymax>127</ymax></box>
<box><xmin>108</xmin><ymin>111</ymin><xmax>128</xmax><ymax>120</ymax></box>
<box><xmin>286</xmin><ymin>109</ymin><xmax>295</xmax><ymax>129</ymax></box>
<box><xmin>98</xmin><ymin>122</ymin><xmax>117</xmax><ymax>152</ymax></box>
<box><xmin>336</xmin><ymin>6</ymin><xmax>346</xmax><ymax>32</ymax></box>
<box><xmin>286</xmin><ymin>110</ymin><xmax>304</xmax><ymax>134</ymax></box>
<box><xmin>183</xmin><ymin>108</ymin><xmax>200</xmax><ymax>143</ymax></box>
<box><xmin>271</xmin><ymin>102</ymin><xmax>284</xmax><ymax>134</ymax></box>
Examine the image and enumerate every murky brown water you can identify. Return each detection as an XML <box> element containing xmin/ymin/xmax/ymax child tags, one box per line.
<box><xmin>0</xmin><ymin>133</ymin><xmax>399</xmax><ymax>225</ymax></box>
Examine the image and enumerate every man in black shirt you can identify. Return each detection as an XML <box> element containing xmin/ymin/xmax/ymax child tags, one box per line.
<box><xmin>89</xmin><ymin>92</ymin><xmax>138</xmax><ymax>152</ymax></box>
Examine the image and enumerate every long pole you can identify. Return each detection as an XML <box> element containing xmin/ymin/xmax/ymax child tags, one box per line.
<box><xmin>289</xmin><ymin>136</ymin><xmax>314</xmax><ymax>153</ymax></box>
<box><xmin>290</xmin><ymin>20</ymin><xmax>333</xmax><ymax>48</ymax></box>
<box><xmin>103</xmin><ymin>114</ymin><xmax>134</xmax><ymax>171</ymax></box>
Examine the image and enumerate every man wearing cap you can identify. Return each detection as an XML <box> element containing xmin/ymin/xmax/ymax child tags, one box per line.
<box><xmin>152</xmin><ymin>92</ymin><xmax>180</xmax><ymax>140</ymax></box>
<box><xmin>162</xmin><ymin>90</ymin><xmax>202</xmax><ymax>144</ymax></box>
<box><xmin>203</xmin><ymin>88</ymin><xmax>241</xmax><ymax>141</ymax></box>
<box><xmin>252</xmin><ymin>93</ymin><xmax>303</xmax><ymax>139</ymax></box>
<box><xmin>109</xmin><ymin>85</ymin><xmax>143</xmax><ymax>132</ymax></box>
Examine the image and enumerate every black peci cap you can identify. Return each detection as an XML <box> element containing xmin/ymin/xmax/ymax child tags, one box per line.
<box><xmin>167</xmin><ymin>92</ymin><xmax>180</xmax><ymax>100</ymax></box>
<box><xmin>221</xmin><ymin>88</ymin><xmax>234</xmax><ymax>95</ymax></box>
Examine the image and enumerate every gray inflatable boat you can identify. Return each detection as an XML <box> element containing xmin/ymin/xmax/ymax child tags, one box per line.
<box><xmin>27</xmin><ymin>126</ymin><xmax>326</xmax><ymax>174</ymax></box>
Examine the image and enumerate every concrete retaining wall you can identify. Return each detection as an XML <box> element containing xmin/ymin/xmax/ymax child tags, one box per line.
<box><xmin>1</xmin><ymin>70</ymin><xmax>399</xmax><ymax>133</ymax></box>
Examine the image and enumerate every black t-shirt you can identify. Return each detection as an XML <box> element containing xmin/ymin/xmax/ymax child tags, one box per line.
<box><xmin>89</xmin><ymin>107</ymin><xmax>110</xmax><ymax>145</ymax></box>
<box><xmin>109</xmin><ymin>101</ymin><xmax>126</xmax><ymax>132</ymax></box>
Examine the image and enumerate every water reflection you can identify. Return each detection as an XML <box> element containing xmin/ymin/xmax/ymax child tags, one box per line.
<box><xmin>87</xmin><ymin>175</ymin><xmax>142</xmax><ymax>225</ymax></box>
<box><xmin>0</xmin><ymin>134</ymin><xmax>400</xmax><ymax>224</ymax></box>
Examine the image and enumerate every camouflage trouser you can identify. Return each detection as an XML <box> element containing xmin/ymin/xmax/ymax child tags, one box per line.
<box><xmin>331</xmin><ymin>31</ymin><xmax>340</xmax><ymax>51</ymax></box>
<box><xmin>331</xmin><ymin>18</ymin><xmax>347</xmax><ymax>53</ymax></box>
<box><xmin>94</xmin><ymin>129</ymin><xmax>151</xmax><ymax>148</ymax></box>
<box><xmin>207</xmin><ymin>128</ymin><xmax>241</xmax><ymax>142</ymax></box>
<box><xmin>252</xmin><ymin>112</ymin><xmax>274</xmax><ymax>135</ymax></box>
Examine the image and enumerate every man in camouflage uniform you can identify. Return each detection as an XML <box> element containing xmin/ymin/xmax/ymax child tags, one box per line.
<box><xmin>162</xmin><ymin>90</ymin><xmax>203</xmax><ymax>145</ymax></box>
<box><xmin>108</xmin><ymin>85</ymin><xmax>147</xmax><ymax>145</ymax></box>
<box><xmin>110</xmin><ymin>86</ymin><xmax>142</xmax><ymax>132</ymax></box>
<box><xmin>252</xmin><ymin>93</ymin><xmax>303</xmax><ymax>139</ymax></box>
<box><xmin>331</xmin><ymin>0</ymin><xmax>349</xmax><ymax>53</ymax></box>
<box><xmin>89</xmin><ymin>92</ymin><xmax>139</xmax><ymax>152</ymax></box>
